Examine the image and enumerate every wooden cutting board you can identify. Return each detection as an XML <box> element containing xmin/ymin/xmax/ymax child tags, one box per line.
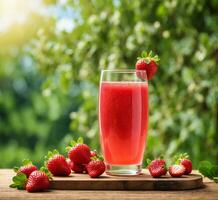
<box><xmin>50</xmin><ymin>170</ymin><xmax>203</xmax><ymax>190</ymax></box>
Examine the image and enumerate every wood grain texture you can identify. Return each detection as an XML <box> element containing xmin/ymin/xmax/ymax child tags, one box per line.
<box><xmin>50</xmin><ymin>171</ymin><xmax>203</xmax><ymax>190</ymax></box>
<box><xmin>1</xmin><ymin>169</ymin><xmax>218</xmax><ymax>200</ymax></box>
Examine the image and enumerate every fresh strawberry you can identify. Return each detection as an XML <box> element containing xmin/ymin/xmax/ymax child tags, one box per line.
<box><xmin>135</xmin><ymin>51</ymin><xmax>159</xmax><ymax>80</ymax></box>
<box><xmin>175</xmin><ymin>153</ymin><xmax>192</xmax><ymax>175</ymax></box>
<box><xmin>26</xmin><ymin>169</ymin><xmax>50</xmax><ymax>192</ymax></box>
<box><xmin>72</xmin><ymin>162</ymin><xmax>87</xmax><ymax>173</ymax></box>
<box><xmin>10</xmin><ymin>167</ymin><xmax>51</xmax><ymax>192</ymax></box>
<box><xmin>147</xmin><ymin>158</ymin><xmax>167</xmax><ymax>178</ymax></box>
<box><xmin>14</xmin><ymin>159</ymin><xmax>37</xmax><ymax>178</ymax></box>
<box><xmin>66</xmin><ymin>137</ymin><xmax>91</xmax><ymax>165</ymax></box>
<box><xmin>169</xmin><ymin>164</ymin><xmax>185</xmax><ymax>177</ymax></box>
<box><xmin>45</xmin><ymin>150</ymin><xmax>71</xmax><ymax>176</ymax></box>
<box><xmin>67</xmin><ymin>158</ymin><xmax>87</xmax><ymax>173</ymax></box>
<box><xmin>90</xmin><ymin>150</ymin><xmax>97</xmax><ymax>157</ymax></box>
<box><xmin>86</xmin><ymin>156</ymin><xmax>105</xmax><ymax>178</ymax></box>
<box><xmin>180</xmin><ymin>159</ymin><xmax>192</xmax><ymax>174</ymax></box>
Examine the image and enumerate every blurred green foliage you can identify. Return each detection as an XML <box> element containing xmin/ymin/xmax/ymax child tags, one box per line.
<box><xmin>0</xmin><ymin>0</ymin><xmax>218</xmax><ymax>168</ymax></box>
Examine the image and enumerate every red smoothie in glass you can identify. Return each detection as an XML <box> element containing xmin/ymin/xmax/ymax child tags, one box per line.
<box><xmin>99</xmin><ymin>81</ymin><xmax>148</xmax><ymax>165</ymax></box>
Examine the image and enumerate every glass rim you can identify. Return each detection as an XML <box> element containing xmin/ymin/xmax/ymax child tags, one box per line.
<box><xmin>101</xmin><ymin>69</ymin><xmax>147</xmax><ymax>73</ymax></box>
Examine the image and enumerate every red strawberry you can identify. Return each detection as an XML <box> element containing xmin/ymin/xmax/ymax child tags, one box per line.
<box><xmin>10</xmin><ymin>167</ymin><xmax>51</xmax><ymax>192</ymax></box>
<box><xmin>67</xmin><ymin>158</ymin><xmax>87</xmax><ymax>173</ymax></box>
<box><xmin>14</xmin><ymin>159</ymin><xmax>37</xmax><ymax>178</ymax></box>
<box><xmin>67</xmin><ymin>137</ymin><xmax>91</xmax><ymax>165</ymax></box>
<box><xmin>169</xmin><ymin>164</ymin><xmax>185</xmax><ymax>177</ymax></box>
<box><xmin>147</xmin><ymin>158</ymin><xmax>167</xmax><ymax>178</ymax></box>
<box><xmin>175</xmin><ymin>153</ymin><xmax>192</xmax><ymax>175</ymax></box>
<box><xmin>45</xmin><ymin>150</ymin><xmax>71</xmax><ymax>176</ymax></box>
<box><xmin>180</xmin><ymin>159</ymin><xmax>192</xmax><ymax>175</ymax></box>
<box><xmin>72</xmin><ymin>162</ymin><xmax>87</xmax><ymax>173</ymax></box>
<box><xmin>90</xmin><ymin>150</ymin><xmax>97</xmax><ymax>157</ymax></box>
<box><xmin>86</xmin><ymin>156</ymin><xmax>105</xmax><ymax>178</ymax></box>
<box><xmin>26</xmin><ymin>170</ymin><xmax>50</xmax><ymax>192</ymax></box>
<box><xmin>135</xmin><ymin>51</ymin><xmax>159</xmax><ymax>80</ymax></box>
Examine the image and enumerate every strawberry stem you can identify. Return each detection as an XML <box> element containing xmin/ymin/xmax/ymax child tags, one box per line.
<box><xmin>44</xmin><ymin>149</ymin><xmax>62</xmax><ymax>169</ymax></box>
<box><xmin>146</xmin><ymin>159</ymin><xmax>151</xmax><ymax>166</ymax></box>
<box><xmin>173</xmin><ymin>153</ymin><xmax>190</xmax><ymax>164</ymax></box>
<box><xmin>13</xmin><ymin>167</ymin><xmax>19</xmax><ymax>173</ymax></box>
<box><xmin>40</xmin><ymin>167</ymin><xmax>53</xmax><ymax>180</ymax></box>
<box><xmin>137</xmin><ymin>50</ymin><xmax>160</xmax><ymax>63</ymax></box>
<box><xmin>22</xmin><ymin>159</ymin><xmax>33</xmax><ymax>166</ymax></box>
<box><xmin>66</xmin><ymin>137</ymin><xmax>85</xmax><ymax>152</ymax></box>
<box><xmin>91</xmin><ymin>154</ymin><xmax>104</xmax><ymax>161</ymax></box>
<box><xmin>77</xmin><ymin>137</ymin><xmax>83</xmax><ymax>144</ymax></box>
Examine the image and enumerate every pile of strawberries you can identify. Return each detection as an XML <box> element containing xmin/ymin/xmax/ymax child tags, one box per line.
<box><xmin>147</xmin><ymin>153</ymin><xmax>192</xmax><ymax>178</ymax></box>
<box><xmin>10</xmin><ymin>137</ymin><xmax>105</xmax><ymax>192</ymax></box>
<box><xmin>66</xmin><ymin>138</ymin><xmax>105</xmax><ymax>178</ymax></box>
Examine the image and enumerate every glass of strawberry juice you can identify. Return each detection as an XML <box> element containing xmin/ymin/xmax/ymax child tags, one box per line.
<box><xmin>99</xmin><ymin>69</ymin><xmax>148</xmax><ymax>175</ymax></box>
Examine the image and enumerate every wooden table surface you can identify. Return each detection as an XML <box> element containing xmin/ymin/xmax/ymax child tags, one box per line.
<box><xmin>1</xmin><ymin>169</ymin><xmax>218</xmax><ymax>200</ymax></box>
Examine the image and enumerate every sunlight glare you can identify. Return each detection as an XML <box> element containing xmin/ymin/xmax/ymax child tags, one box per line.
<box><xmin>0</xmin><ymin>0</ymin><xmax>42</xmax><ymax>32</ymax></box>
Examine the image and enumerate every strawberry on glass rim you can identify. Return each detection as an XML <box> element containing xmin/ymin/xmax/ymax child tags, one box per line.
<box><xmin>135</xmin><ymin>51</ymin><xmax>160</xmax><ymax>80</ymax></box>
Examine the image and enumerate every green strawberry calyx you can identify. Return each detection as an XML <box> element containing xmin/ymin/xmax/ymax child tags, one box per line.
<box><xmin>146</xmin><ymin>159</ymin><xmax>152</xmax><ymax>167</ymax></box>
<box><xmin>66</xmin><ymin>137</ymin><xmax>84</xmax><ymax>152</ymax></box>
<box><xmin>44</xmin><ymin>149</ymin><xmax>60</xmax><ymax>165</ymax></box>
<box><xmin>91</xmin><ymin>154</ymin><xmax>104</xmax><ymax>162</ymax></box>
<box><xmin>137</xmin><ymin>51</ymin><xmax>160</xmax><ymax>64</ymax></box>
<box><xmin>146</xmin><ymin>155</ymin><xmax>164</xmax><ymax>165</ymax></box>
<box><xmin>146</xmin><ymin>156</ymin><xmax>167</xmax><ymax>171</ymax></box>
<box><xmin>10</xmin><ymin>173</ymin><xmax>27</xmax><ymax>190</ymax></box>
<box><xmin>174</xmin><ymin>153</ymin><xmax>190</xmax><ymax>164</ymax></box>
<box><xmin>13</xmin><ymin>159</ymin><xmax>33</xmax><ymax>173</ymax></box>
<box><xmin>40</xmin><ymin>167</ymin><xmax>53</xmax><ymax>180</ymax></box>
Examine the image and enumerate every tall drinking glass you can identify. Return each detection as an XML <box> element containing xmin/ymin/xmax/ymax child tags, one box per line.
<box><xmin>99</xmin><ymin>69</ymin><xmax>149</xmax><ymax>175</ymax></box>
